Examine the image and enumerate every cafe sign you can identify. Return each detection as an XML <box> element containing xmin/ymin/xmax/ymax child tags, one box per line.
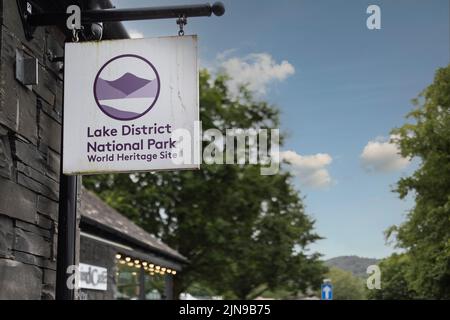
<box><xmin>79</xmin><ymin>263</ymin><xmax>108</xmax><ymax>291</ymax></box>
<box><xmin>63</xmin><ymin>36</ymin><xmax>199</xmax><ymax>174</ymax></box>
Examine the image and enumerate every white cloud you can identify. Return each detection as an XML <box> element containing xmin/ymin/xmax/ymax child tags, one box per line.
<box><xmin>281</xmin><ymin>150</ymin><xmax>333</xmax><ymax>188</ymax></box>
<box><xmin>360</xmin><ymin>135</ymin><xmax>410</xmax><ymax>172</ymax></box>
<box><xmin>128</xmin><ymin>29</ymin><xmax>144</xmax><ymax>39</ymax></box>
<box><xmin>218</xmin><ymin>52</ymin><xmax>295</xmax><ymax>97</ymax></box>
<box><xmin>216</xmin><ymin>48</ymin><xmax>238</xmax><ymax>61</ymax></box>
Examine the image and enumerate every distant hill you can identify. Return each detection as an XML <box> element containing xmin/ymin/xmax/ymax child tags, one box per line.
<box><xmin>325</xmin><ymin>256</ymin><xmax>380</xmax><ymax>278</ymax></box>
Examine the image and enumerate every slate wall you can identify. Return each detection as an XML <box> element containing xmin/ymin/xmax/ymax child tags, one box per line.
<box><xmin>0</xmin><ymin>1</ymin><xmax>78</xmax><ymax>300</ymax></box>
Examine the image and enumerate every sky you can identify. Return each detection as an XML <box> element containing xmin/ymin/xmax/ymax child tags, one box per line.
<box><xmin>113</xmin><ymin>0</ymin><xmax>450</xmax><ymax>259</ymax></box>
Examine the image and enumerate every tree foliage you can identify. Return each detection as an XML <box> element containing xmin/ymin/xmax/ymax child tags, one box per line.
<box><xmin>367</xmin><ymin>254</ymin><xmax>416</xmax><ymax>300</ymax></box>
<box><xmin>84</xmin><ymin>70</ymin><xmax>326</xmax><ymax>299</ymax></box>
<box><xmin>322</xmin><ymin>267</ymin><xmax>366</xmax><ymax>300</ymax></box>
<box><xmin>377</xmin><ymin>65</ymin><xmax>450</xmax><ymax>299</ymax></box>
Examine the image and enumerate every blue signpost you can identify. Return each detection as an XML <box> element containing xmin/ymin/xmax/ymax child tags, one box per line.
<box><xmin>321</xmin><ymin>283</ymin><xmax>333</xmax><ymax>300</ymax></box>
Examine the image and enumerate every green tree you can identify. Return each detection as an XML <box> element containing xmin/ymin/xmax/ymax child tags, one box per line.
<box><xmin>367</xmin><ymin>254</ymin><xmax>417</xmax><ymax>300</ymax></box>
<box><xmin>321</xmin><ymin>267</ymin><xmax>366</xmax><ymax>300</ymax></box>
<box><xmin>383</xmin><ymin>65</ymin><xmax>450</xmax><ymax>299</ymax></box>
<box><xmin>84</xmin><ymin>70</ymin><xmax>326</xmax><ymax>299</ymax></box>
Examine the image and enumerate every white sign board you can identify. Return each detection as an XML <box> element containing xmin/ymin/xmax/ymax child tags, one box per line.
<box><xmin>79</xmin><ymin>263</ymin><xmax>108</xmax><ymax>291</ymax></box>
<box><xmin>63</xmin><ymin>36</ymin><xmax>199</xmax><ymax>174</ymax></box>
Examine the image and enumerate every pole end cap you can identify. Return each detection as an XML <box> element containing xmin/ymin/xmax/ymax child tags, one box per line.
<box><xmin>212</xmin><ymin>2</ymin><xmax>225</xmax><ymax>16</ymax></box>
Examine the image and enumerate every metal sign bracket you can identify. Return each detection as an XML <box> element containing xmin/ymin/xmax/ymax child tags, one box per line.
<box><xmin>17</xmin><ymin>0</ymin><xmax>37</xmax><ymax>40</ymax></box>
<box><xmin>16</xmin><ymin>0</ymin><xmax>225</xmax><ymax>41</ymax></box>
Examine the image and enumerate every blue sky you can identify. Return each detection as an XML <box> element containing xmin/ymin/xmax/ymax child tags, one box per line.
<box><xmin>115</xmin><ymin>0</ymin><xmax>449</xmax><ymax>259</ymax></box>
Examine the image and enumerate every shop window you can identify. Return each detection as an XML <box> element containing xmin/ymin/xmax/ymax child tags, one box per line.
<box><xmin>115</xmin><ymin>254</ymin><xmax>173</xmax><ymax>300</ymax></box>
<box><xmin>116</xmin><ymin>263</ymin><xmax>140</xmax><ymax>300</ymax></box>
<box><xmin>144</xmin><ymin>273</ymin><xmax>165</xmax><ymax>300</ymax></box>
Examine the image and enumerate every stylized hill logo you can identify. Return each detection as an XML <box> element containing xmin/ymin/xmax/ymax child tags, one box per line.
<box><xmin>93</xmin><ymin>55</ymin><xmax>160</xmax><ymax>121</ymax></box>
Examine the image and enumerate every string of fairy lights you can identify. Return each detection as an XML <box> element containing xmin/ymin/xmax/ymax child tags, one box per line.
<box><xmin>115</xmin><ymin>254</ymin><xmax>177</xmax><ymax>276</ymax></box>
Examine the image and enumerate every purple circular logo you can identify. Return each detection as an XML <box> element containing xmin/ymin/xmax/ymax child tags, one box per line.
<box><xmin>93</xmin><ymin>54</ymin><xmax>160</xmax><ymax>121</ymax></box>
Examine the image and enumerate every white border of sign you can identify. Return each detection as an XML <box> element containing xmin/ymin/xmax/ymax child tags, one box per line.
<box><xmin>63</xmin><ymin>36</ymin><xmax>200</xmax><ymax>175</ymax></box>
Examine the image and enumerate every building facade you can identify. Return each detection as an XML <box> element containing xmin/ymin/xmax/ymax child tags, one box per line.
<box><xmin>79</xmin><ymin>190</ymin><xmax>187</xmax><ymax>300</ymax></box>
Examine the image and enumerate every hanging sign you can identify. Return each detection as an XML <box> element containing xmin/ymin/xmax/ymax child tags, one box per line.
<box><xmin>63</xmin><ymin>36</ymin><xmax>199</xmax><ymax>174</ymax></box>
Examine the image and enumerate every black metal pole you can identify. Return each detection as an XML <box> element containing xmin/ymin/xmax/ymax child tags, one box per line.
<box><xmin>55</xmin><ymin>63</ymin><xmax>78</xmax><ymax>300</ymax></box>
<box><xmin>164</xmin><ymin>275</ymin><xmax>174</xmax><ymax>300</ymax></box>
<box><xmin>139</xmin><ymin>267</ymin><xmax>146</xmax><ymax>300</ymax></box>
<box><xmin>27</xmin><ymin>2</ymin><xmax>225</xmax><ymax>26</ymax></box>
<box><xmin>55</xmin><ymin>175</ymin><xmax>78</xmax><ymax>300</ymax></box>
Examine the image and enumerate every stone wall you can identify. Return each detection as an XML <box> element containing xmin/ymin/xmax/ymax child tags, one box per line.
<box><xmin>0</xmin><ymin>0</ymin><xmax>71</xmax><ymax>300</ymax></box>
